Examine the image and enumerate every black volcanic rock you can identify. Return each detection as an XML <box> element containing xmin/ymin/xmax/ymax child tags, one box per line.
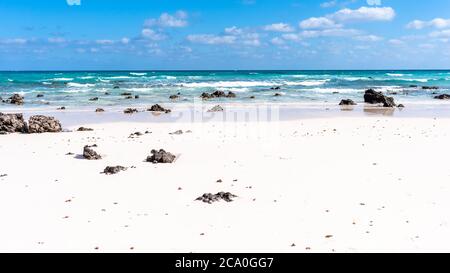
<box><xmin>77</xmin><ymin>127</ymin><xmax>94</xmax><ymax>132</ymax></box>
<box><xmin>147</xmin><ymin>104</ymin><xmax>171</xmax><ymax>113</ymax></box>
<box><xmin>89</xmin><ymin>97</ymin><xmax>99</xmax><ymax>101</ymax></box>
<box><xmin>28</xmin><ymin>115</ymin><xmax>62</xmax><ymax>133</ymax></box>
<box><xmin>364</xmin><ymin>89</ymin><xmax>396</xmax><ymax>107</ymax></box>
<box><xmin>146</xmin><ymin>149</ymin><xmax>176</xmax><ymax>164</ymax></box>
<box><xmin>207</xmin><ymin>105</ymin><xmax>224</xmax><ymax>112</ymax></box>
<box><xmin>339</xmin><ymin>99</ymin><xmax>357</xmax><ymax>106</ymax></box>
<box><xmin>422</xmin><ymin>86</ymin><xmax>439</xmax><ymax>90</ymax></box>
<box><xmin>83</xmin><ymin>145</ymin><xmax>102</xmax><ymax>160</ymax></box>
<box><xmin>0</xmin><ymin>113</ymin><xmax>28</xmax><ymax>134</ymax></box>
<box><xmin>95</xmin><ymin>108</ymin><xmax>105</xmax><ymax>112</ymax></box>
<box><xmin>124</xmin><ymin>108</ymin><xmax>138</xmax><ymax>114</ymax></box>
<box><xmin>201</xmin><ymin>91</ymin><xmax>236</xmax><ymax>99</ymax></box>
<box><xmin>434</xmin><ymin>94</ymin><xmax>450</xmax><ymax>100</ymax></box>
<box><xmin>196</xmin><ymin>192</ymin><xmax>237</xmax><ymax>204</ymax></box>
<box><xmin>7</xmin><ymin>94</ymin><xmax>24</xmax><ymax>105</ymax></box>
<box><xmin>103</xmin><ymin>166</ymin><xmax>127</xmax><ymax>175</ymax></box>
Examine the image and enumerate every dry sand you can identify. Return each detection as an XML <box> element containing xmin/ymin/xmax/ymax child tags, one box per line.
<box><xmin>1</xmin><ymin>116</ymin><xmax>450</xmax><ymax>252</ymax></box>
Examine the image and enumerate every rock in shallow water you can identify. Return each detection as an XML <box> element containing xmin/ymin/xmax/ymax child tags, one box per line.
<box><xmin>103</xmin><ymin>166</ymin><xmax>127</xmax><ymax>175</ymax></box>
<box><xmin>0</xmin><ymin>113</ymin><xmax>28</xmax><ymax>134</ymax></box>
<box><xmin>434</xmin><ymin>94</ymin><xmax>450</xmax><ymax>100</ymax></box>
<box><xmin>146</xmin><ymin>149</ymin><xmax>176</xmax><ymax>164</ymax></box>
<box><xmin>28</xmin><ymin>115</ymin><xmax>62</xmax><ymax>133</ymax></box>
<box><xmin>364</xmin><ymin>89</ymin><xmax>396</xmax><ymax>107</ymax></box>
<box><xmin>83</xmin><ymin>145</ymin><xmax>102</xmax><ymax>160</ymax></box>
<box><xmin>201</xmin><ymin>91</ymin><xmax>236</xmax><ymax>99</ymax></box>
<box><xmin>196</xmin><ymin>192</ymin><xmax>238</xmax><ymax>204</ymax></box>
<box><xmin>7</xmin><ymin>94</ymin><xmax>24</xmax><ymax>105</ymax></box>
<box><xmin>339</xmin><ymin>99</ymin><xmax>357</xmax><ymax>106</ymax></box>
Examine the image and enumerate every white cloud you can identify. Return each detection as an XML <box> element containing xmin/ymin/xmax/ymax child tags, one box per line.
<box><xmin>141</xmin><ymin>29</ymin><xmax>166</xmax><ymax>41</ymax></box>
<box><xmin>331</xmin><ymin>7</ymin><xmax>395</xmax><ymax>22</ymax></box>
<box><xmin>271</xmin><ymin>37</ymin><xmax>285</xmax><ymax>45</ymax></box>
<box><xmin>121</xmin><ymin>37</ymin><xmax>130</xmax><ymax>44</ymax></box>
<box><xmin>407</xmin><ymin>18</ymin><xmax>450</xmax><ymax>30</ymax></box>
<box><xmin>282</xmin><ymin>33</ymin><xmax>302</xmax><ymax>41</ymax></box>
<box><xmin>388</xmin><ymin>39</ymin><xmax>405</xmax><ymax>46</ymax></box>
<box><xmin>300</xmin><ymin>17</ymin><xmax>342</xmax><ymax>29</ymax></box>
<box><xmin>96</xmin><ymin>39</ymin><xmax>114</xmax><ymax>45</ymax></box>
<box><xmin>320</xmin><ymin>1</ymin><xmax>337</xmax><ymax>8</ymax></box>
<box><xmin>300</xmin><ymin>28</ymin><xmax>360</xmax><ymax>38</ymax></box>
<box><xmin>187</xmin><ymin>34</ymin><xmax>237</xmax><ymax>45</ymax></box>
<box><xmin>430</xmin><ymin>30</ymin><xmax>450</xmax><ymax>38</ymax></box>
<box><xmin>145</xmin><ymin>11</ymin><xmax>188</xmax><ymax>28</ymax></box>
<box><xmin>0</xmin><ymin>38</ymin><xmax>27</xmax><ymax>44</ymax></box>
<box><xmin>224</xmin><ymin>26</ymin><xmax>244</xmax><ymax>35</ymax></box>
<box><xmin>354</xmin><ymin>35</ymin><xmax>383</xmax><ymax>42</ymax></box>
<box><xmin>48</xmin><ymin>37</ymin><xmax>66</xmax><ymax>43</ymax></box>
<box><xmin>66</xmin><ymin>0</ymin><xmax>80</xmax><ymax>6</ymax></box>
<box><xmin>367</xmin><ymin>0</ymin><xmax>381</xmax><ymax>6</ymax></box>
<box><xmin>263</xmin><ymin>23</ymin><xmax>295</xmax><ymax>32</ymax></box>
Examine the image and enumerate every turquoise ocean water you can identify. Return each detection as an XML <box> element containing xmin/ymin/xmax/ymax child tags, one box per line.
<box><xmin>1</xmin><ymin>71</ymin><xmax>449</xmax><ymax>109</ymax></box>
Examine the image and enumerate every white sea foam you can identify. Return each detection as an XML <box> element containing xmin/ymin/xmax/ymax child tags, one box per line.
<box><xmin>177</xmin><ymin>81</ymin><xmax>279</xmax><ymax>88</ymax></box>
<box><xmin>402</xmin><ymin>79</ymin><xmax>428</xmax><ymax>83</ymax></box>
<box><xmin>67</xmin><ymin>83</ymin><xmax>95</xmax><ymax>88</ymax></box>
<box><xmin>165</xmin><ymin>76</ymin><xmax>177</xmax><ymax>80</ymax></box>
<box><xmin>51</xmin><ymin>78</ymin><xmax>74</xmax><ymax>81</ymax></box>
<box><xmin>343</xmin><ymin>77</ymin><xmax>371</xmax><ymax>81</ymax></box>
<box><xmin>285</xmin><ymin>80</ymin><xmax>329</xmax><ymax>86</ymax></box>
<box><xmin>130</xmin><ymin>73</ymin><xmax>147</xmax><ymax>76</ymax></box>
<box><xmin>106</xmin><ymin>76</ymin><xmax>132</xmax><ymax>79</ymax></box>
<box><xmin>386</xmin><ymin>73</ymin><xmax>405</xmax><ymax>77</ymax></box>
<box><xmin>177</xmin><ymin>80</ymin><xmax>328</xmax><ymax>88</ymax></box>
<box><xmin>42</xmin><ymin>82</ymin><xmax>52</xmax><ymax>85</ymax></box>
<box><xmin>7</xmin><ymin>79</ymin><xmax>13</xmax><ymax>82</ymax></box>
<box><xmin>79</xmin><ymin>76</ymin><xmax>95</xmax><ymax>80</ymax></box>
<box><xmin>98</xmin><ymin>78</ymin><xmax>111</xmax><ymax>83</ymax></box>
<box><xmin>304</xmin><ymin>88</ymin><xmax>362</xmax><ymax>94</ymax></box>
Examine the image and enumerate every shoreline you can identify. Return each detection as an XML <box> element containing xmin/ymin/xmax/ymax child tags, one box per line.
<box><xmin>2</xmin><ymin>103</ymin><xmax>450</xmax><ymax>127</ymax></box>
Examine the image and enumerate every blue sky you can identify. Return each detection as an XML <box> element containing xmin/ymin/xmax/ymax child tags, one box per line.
<box><xmin>1</xmin><ymin>0</ymin><xmax>450</xmax><ymax>70</ymax></box>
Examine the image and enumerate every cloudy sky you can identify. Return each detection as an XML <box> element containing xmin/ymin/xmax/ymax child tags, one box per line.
<box><xmin>1</xmin><ymin>0</ymin><xmax>450</xmax><ymax>70</ymax></box>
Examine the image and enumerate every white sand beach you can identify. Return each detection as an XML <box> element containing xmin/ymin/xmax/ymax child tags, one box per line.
<box><xmin>1</xmin><ymin>113</ymin><xmax>450</xmax><ymax>253</ymax></box>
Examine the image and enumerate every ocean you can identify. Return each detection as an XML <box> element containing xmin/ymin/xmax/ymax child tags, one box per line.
<box><xmin>1</xmin><ymin>70</ymin><xmax>449</xmax><ymax>109</ymax></box>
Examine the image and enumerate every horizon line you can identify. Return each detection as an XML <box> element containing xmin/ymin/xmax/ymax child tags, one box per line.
<box><xmin>1</xmin><ymin>69</ymin><xmax>450</xmax><ymax>72</ymax></box>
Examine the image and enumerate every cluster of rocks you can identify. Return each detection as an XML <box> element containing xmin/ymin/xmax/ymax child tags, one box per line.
<box><xmin>147</xmin><ymin>104</ymin><xmax>171</xmax><ymax>113</ymax></box>
<box><xmin>83</xmin><ymin>145</ymin><xmax>102</xmax><ymax>160</ymax></box>
<box><xmin>95</xmin><ymin>108</ymin><xmax>105</xmax><ymax>113</ymax></box>
<box><xmin>201</xmin><ymin>91</ymin><xmax>236</xmax><ymax>99</ymax></box>
<box><xmin>103</xmin><ymin>166</ymin><xmax>127</xmax><ymax>175</ymax></box>
<box><xmin>1</xmin><ymin>94</ymin><xmax>24</xmax><ymax>105</ymax></box>
<box><xmin>434</xmin><ymin>94</ymin><xmax>450</xmax><ymax>100</ymax></box>
<box><xmin>364</xmin><ymin>89</ymin><xmax>397</xmax><ymax>107</ymax></box>
<box><xmin>1</xmin><ymin>113</ymin><xmax>62</xmax><ymax>134</ymax></box>
<box><xmin>120</xmin><ymin>92</ymin><xmax>139</xmax><ymax>100</ymax></box>
<box><xmin>422</xmin><ymin>86</ymin><xmax>439</xmax><ymax>90</ymax></box>
<box><xmin>124</xmin><ymin>108</ymin><xmax>138</xmax><ymax>114</ymax></box>
<box><xmin>196</xmin><ymin>192</ymin><xmax>237</xmax><ymax>204</ymax></box>
<box><xmin>146</xmin><ymin>149</ymin><xmax>176</xmax><ymax>164</ymax></box>
<box><xmin>0</xmin><ymin>113</ymin><xmax>28</xmax><ymax>134</ymax></box>
<box><xmin>28</xmin><ymin>115</ymin><xmax>62</xmax><ymax>133</ymax></box>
